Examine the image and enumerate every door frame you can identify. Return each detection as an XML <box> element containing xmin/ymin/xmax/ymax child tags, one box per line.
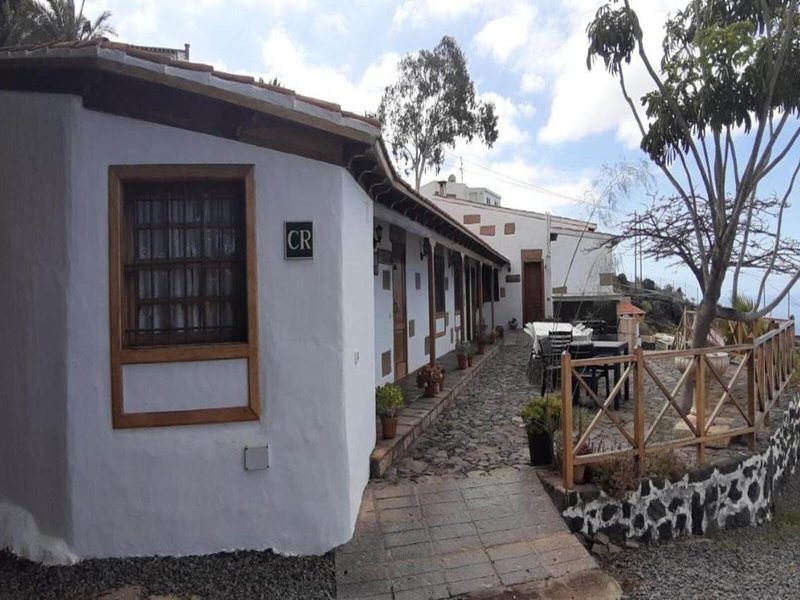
<box><xmin>391</xmin><ymin>228</ymin><xmax>408</xmax><ymax>378</ymax></box>
<box><xmin>521</xmin><ymin>249</ymin><xmax>545</xmax><ymax>324</ymax></box>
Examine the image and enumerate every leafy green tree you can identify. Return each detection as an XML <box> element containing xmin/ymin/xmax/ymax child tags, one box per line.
<box><xmin>1</xmin><ymin>0</ymin><xmax>31</xmax><ymax>46</ymax></box>
<box><xmin>378</xmin><ymin>36</ymin><xmax>499</xmax><ymax>191</ymax></box>
<box><xmin>588</xmin><ymin>0</ymin><xmax>800</xmax><ymax>411</ymax></box>
<box><xmin>26</xmin><ymin>0</ymin><xmax>114</xmax><ymax>43</ymax></box>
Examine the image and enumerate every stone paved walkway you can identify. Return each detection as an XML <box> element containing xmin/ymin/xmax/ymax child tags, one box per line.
<box><xmin>336</xmin><ymin>333</ymin><xmax>616</xmax><ymax>599</ymax></box>
<box><xmin>385</xmin><ymin>337</ymin><xmax>534</xmax><ymax>482</ymax></box>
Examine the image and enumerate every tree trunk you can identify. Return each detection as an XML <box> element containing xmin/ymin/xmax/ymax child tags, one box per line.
<box><xmin>679</xmin><ymin>286</ymin><xmax>721</xmax><ymax>413</ymax></box>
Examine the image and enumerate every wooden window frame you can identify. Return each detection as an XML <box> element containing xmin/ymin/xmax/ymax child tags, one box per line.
<box><xmin>109</xmin><ymin>164</ymin><xmax>260</xmax><ymax>428</ymax></box>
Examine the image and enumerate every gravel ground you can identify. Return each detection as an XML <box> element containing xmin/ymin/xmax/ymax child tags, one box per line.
<box><xmin>600</xmin><ymin>467</ymin><xmax>800</xmax><ymax>599</ymax></box>
<box><xmin>0</xmin><ymin>548</ymin><xmax>335</xmax><ymax>600</ymax></box>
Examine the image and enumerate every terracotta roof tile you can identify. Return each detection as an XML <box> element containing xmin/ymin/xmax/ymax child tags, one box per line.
<box><xmin>618</xmin><ymin>301</ymin><xmax>646</xmax><ymax>315</ymax></box>
<box><xmin>0</xmin><ymin>38</ymin><xmax>381</xmax><ymax>129</ymax></box>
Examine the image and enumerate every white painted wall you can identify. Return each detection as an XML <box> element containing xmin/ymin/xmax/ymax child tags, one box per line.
<box><xmin>123</xmin><ymin>360</ymin><xmax>248</xmax><ymax>413</ymax></box>
<box><xmin>340</xmin><ymin>170</ymin><xmax>376</xmax><ymax>525</ymax></box>
<box><xmin>372</xmin><ymin>225</ymin><xmax>462</xmax><ymax>388</ymax></box>
<box><xmin>549</xmin><ymin>229</ymin><xmax>616</xmax><ymax>299</ymax></box>
<box><xmin>0</xmin><ymin>92</ymin><xmax>73</xmax><ymax>564</ymax></box>
<box><xmin>373</xmin><ymin>218</ymin><xmax>394</xmax><ymax>387</ymax></box>
<box><xmin>0</xmin><ymin>90</ymin><xmax>376</xmax><ymax>561</ymax></box>
<box><xmin>405</xmin><ymin>232</ymin><xmax>429</xmax><ymax>372</ymax></box>
<box><xmin>427</xmin><ymin>196</ymin><xmax>616</xmax><ymax>327</ymax></box>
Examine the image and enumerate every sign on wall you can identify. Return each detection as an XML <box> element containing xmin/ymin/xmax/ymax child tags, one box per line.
<box><xmin>284</xmin><ymin>221</ymin><xmax>313</xmax><ymax>259</ymax></box>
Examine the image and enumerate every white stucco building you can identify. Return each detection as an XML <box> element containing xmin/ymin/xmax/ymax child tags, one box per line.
<box><xmin>0</xmin><ymin>40</ymin><xmax>507</xmax><ymax>564</ymax></box>
<box><xmin>421</xmin><ymin>178</ymin><xmax>619</xmax><ymax>327</ymax></box>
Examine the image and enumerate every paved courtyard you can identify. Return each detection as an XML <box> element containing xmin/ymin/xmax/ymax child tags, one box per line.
<box><xmin>336</xmin><ymin>334</ymin><xmax>617</xmax><ymax>599</ymax></box>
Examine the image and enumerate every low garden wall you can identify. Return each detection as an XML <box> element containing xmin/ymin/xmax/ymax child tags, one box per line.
<box><xmin>543</xmin><ymin>394</ymin><xmax>800</xmax><ymax>545</ymax></box>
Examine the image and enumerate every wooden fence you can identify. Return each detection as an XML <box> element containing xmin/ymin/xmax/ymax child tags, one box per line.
<box><xmin>560</xmin><ymin>318</ymin><xmax>796</xmax><ymax>489</ymax></box>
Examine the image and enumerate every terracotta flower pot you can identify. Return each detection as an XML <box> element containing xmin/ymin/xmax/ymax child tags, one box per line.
<box><xmin>381</xmin><ymin>416</ymin><xmax>399</xmax><ymax>439</ymax></box>
<box><xmin>573</xmin><ymin>464</ymin><xmax>587</xmax><ymax>484</ymax></box>
<box><xmin>424</xmin><ymin>383</ymin><xmax>437</xmax><ymax>397</ymax></box>
<box><xmin>457</xmin><ymin>355</ymin><xmax>468</xmax><ymax>370</ymax></box>
<box><xmin>477</xmin><ymin>342</ymin><xmax>485</xmax><ymax>355</ymax></box>
<box><xmin>467</xmin><ymin>355</ymin><xmax>473</xmax><ymax>367</ymax></box>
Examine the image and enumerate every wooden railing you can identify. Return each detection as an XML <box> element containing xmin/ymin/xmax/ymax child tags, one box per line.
<box><xmin>560</xmin><ymin>318</ymin><xmax>795</xmax><ymax>489</ymax></box>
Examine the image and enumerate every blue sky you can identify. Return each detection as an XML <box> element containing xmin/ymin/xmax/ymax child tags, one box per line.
<box><xmin>84</xmin><ymin>0</ymin><xmax>799</xmax><ymax>315</ymax></box>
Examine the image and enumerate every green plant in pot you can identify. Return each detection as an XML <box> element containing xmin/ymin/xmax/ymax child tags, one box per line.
<box><xmin>520</xmin><ymin>394</ymin><xmax>561</xmax><ymax>466</ymax></box>
<box><xmin>418</xmin><ymin>363</ymin><xmax>443</xmax><ymax>397</ymax></box>
<box><xmin>376</xmin><ymin>383</ymin><xmax>404</xmax><ymax>439</ymax></box>
<box><xmin>455</xmin><ymin>340</ymin><xmax>472</xmax><ymax>370</ymax></box>
<box><xmin>508</xmin><ymin>318</ymin><xmax>518</xmax><ymax>330</ymax></box>
<box><xmin>495</xmin><ymin>325</ymin><xmax>504</xmax><ymax>339</ymax></box>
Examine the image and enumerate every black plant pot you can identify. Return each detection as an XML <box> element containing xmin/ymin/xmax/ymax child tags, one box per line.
<box><xmin>527</xmin><ymin>431</ymin><xmax>553</xmax><ymax>466</ymax></box>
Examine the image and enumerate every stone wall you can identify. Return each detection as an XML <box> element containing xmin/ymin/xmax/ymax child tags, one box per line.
<box><xmin>552</xmin><ymin>395</ymin><xmax>800</xmax><ymax>544</ymax></box>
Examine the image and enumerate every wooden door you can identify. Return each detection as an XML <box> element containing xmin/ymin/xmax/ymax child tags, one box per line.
<box><xmin>523</xmin><ymin>261</ymin><xmax>544</xmax><ymax>323</ymax></box>
<box><xmin>392</xmin><ymin>242</ymin><xmax>408</xmax><ymax>378</ymax></box>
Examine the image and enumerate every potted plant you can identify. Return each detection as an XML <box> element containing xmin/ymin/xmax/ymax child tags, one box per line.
<box><xmin>418</xmin><ymin>364</ymin><xmax>443</xmax><ymax>397</ymax></box>
<box><xmin>520</xmin><ymin>394</ymin><xmax>561</xmax><ymax>466</ymax></box>
<box><xmin>376</xmin><ymin>383</ymin><xmax>404</xmax><ymax>440</ymax></box>
<box><xmin>508</xmin><ymin>318</ymin><xmax>518</xmax><ymax>330</ymax></box>
<box><xmin>456</xmin><ymin>340</ymin><xmax>471</xmax><ymax>370</ymax></box>
<box><xmin>476</xmin><ymin>327</ymin><xmax>491</xmax><ymax>354</ymax></box>
<box><xmin>495</xmin><ymin>325</ymin><xmax>504</xmax><ymax>339</ymax></box>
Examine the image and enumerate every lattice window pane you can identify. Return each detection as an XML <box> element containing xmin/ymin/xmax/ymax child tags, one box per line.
<box><xmin>123</xmin><ymin>180</ymin><xmax>247</xmax><ymax>347</ymax></box>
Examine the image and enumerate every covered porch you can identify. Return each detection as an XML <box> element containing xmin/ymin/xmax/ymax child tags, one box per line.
<box><xmin>370</xmin><ymin>340</ymin><xmax>502</xmax><ymax>477</ymax></box>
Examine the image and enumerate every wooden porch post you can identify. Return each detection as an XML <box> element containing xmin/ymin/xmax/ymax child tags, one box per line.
<box><xmin>478</xmin><ymin>261</ymin><xmax>484</xmax><ymax>335</ymax></box>
<box><xmin>458</xmin><ymin>253</ymin><xmax>466</xmax><ymax>342</ymax></box>
<box><xmin>490</xmin><ymin>267</ymin><xmax>496</xmax><ymax>331</ymax></box>
<box><xmin>427</xmin><ymin>238</ymin><xmax>436</xmax><ymax>366</ymax></box>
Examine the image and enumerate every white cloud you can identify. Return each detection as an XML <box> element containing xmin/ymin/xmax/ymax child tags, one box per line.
<box><xmin>392</xmin><ymin>0</ymin><xmax>489</xmax><ymax>28</ymax></box>
<box><xmin>471</xmin><ymin>0</ymin><xmax>686</xmax><ymax>147</ymax></box>
<box><xmin>473</xmin><ymin>4</ymin><xmax>534</xmax><ymax>64</ymax></box>
<box><xmin>312</xmin><ymin>12</ymin><xmax>348</xmax><ymax>36</ymax></box>
<box><xmin>260</xmin><ymin>28</ymin><xmax>398</xmax><ymax>114</ymax></box>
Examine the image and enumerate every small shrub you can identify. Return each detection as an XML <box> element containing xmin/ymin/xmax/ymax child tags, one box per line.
<box><xmin>588</xmin><ymin>450</ymin><xmax>687</xmax><ymax>498</ymax></box>
<box><xmin>375</xmin><ymin>383</ymin><xmax>404</xmax><ymax>418</ymax></box>
<box><xmin>417</xmin><ymin>363</ymin><xmax>443</xmax><ymax>389</ymax></box>
<box><xmin>520</xmin><ymin>394</ymin><xmax>561</xmax><ymax>436</ymax></box>
<box><xmin>455</xmin><ymin>340</ymin><xmax>472</xmax><ymax>356</ymax></box>
<box><xmin>589</xmin><ymin>457</ymin><xmax>639</xmax><ymax>499</ymax></box>
<box><xmin>645</xmin><ymin>450</ymin><xmax>687</xmax><ymax>481</ymax></box>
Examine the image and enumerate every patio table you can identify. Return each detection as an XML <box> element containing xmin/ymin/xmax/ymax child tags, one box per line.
<box><xmin>525</xmin><ymin>321</ymin><xmax>591</xmax><ymax>353</ymax></box>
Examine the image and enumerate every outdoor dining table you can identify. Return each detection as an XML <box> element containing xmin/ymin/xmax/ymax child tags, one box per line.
<box><xmin>569</xmin><ymin>340</ymin><xmax>630</xmax><ymax>409</ymax></box>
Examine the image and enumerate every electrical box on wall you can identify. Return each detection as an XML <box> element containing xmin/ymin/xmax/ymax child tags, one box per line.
<box><xmin>244</xmin><ymin>445</ymin><xmax>270</xmax><ymax>471</ymax></box>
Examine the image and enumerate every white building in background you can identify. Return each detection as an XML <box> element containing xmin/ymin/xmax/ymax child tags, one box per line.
<box><xmin>0</xmin><ymin>40</ymin><xmax>507</xmax><ymax>564</ymax></box>
<box><xmin>429</xmin><ymin>174</ymin><xmax>502</xmax><ymax>207</ymax></box>
<box><xmin>421</xmin><ymin>177</ymin><xmax>620</xmax><ymax>327</ymax></box>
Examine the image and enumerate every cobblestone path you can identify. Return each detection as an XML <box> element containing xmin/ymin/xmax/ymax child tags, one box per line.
<box><xmin>385</xmin><ymin>341</ymin><xmax>536</xmax><ymax>483</ymax></box>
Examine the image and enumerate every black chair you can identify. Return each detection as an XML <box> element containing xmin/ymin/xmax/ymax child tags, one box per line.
<box><xmin>540</xmin><ymin>331</ymin><xmax>572</xmax><ymax>395</ymax></box>
<box><xmin>569</xmin><ymin>342</ymin><xmax>610</xmax><ymax>407</ymax></box>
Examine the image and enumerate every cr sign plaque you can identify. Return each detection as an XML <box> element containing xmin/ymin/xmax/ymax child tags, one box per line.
<box><xmin>284</xmin><ymin>221</ymin><xmax>313</xmax><ymax>259</ymax></box>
